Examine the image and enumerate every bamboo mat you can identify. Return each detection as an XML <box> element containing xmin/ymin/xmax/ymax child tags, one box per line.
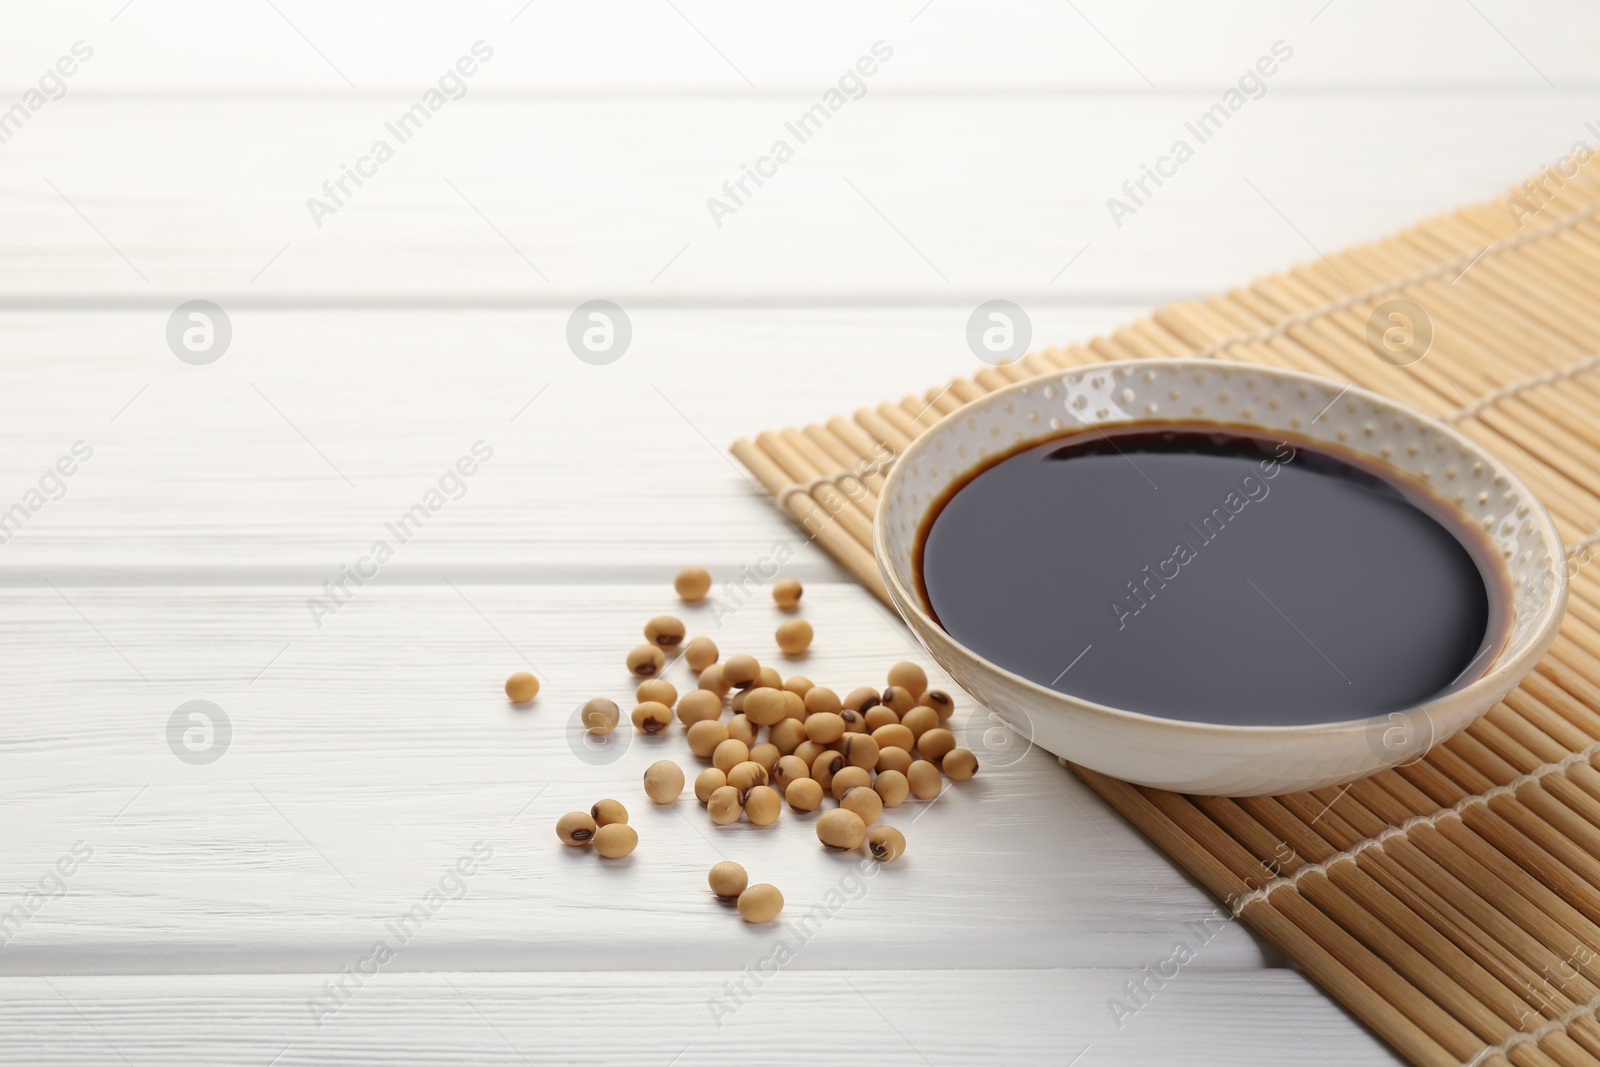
<box><xmin>733</xmin><ymin>160</ymin><xmax>1600</xmax><ymax>1067</ymax></box>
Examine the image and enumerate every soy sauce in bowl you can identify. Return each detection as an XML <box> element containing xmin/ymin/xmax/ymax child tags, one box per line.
<box><xmin>914</xmin><ymin>423</ymin><xmax>1512</xmax><ymax>727</ymax></box>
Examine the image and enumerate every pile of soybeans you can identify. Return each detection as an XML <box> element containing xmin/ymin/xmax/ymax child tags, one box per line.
<box><xmin>508</xmin><ymin>566</ymin><xmax>980</xmax><ymax>923</ymax></box>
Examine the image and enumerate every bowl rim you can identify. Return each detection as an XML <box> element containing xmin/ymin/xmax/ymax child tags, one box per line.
<box><xmin>871</xmin><ymin>357</ymin><xmax>1571</xmax><ymax>741</ymax></box>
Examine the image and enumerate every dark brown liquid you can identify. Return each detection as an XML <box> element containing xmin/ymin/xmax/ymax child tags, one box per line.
<box><xmin>916</xmin><ymin>424</ymin><xmax>1510</xmax><ymax>727</ymax></box>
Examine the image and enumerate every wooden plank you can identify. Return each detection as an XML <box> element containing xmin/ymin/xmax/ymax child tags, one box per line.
<box><xmin>11</xmin><ymin>0</ymin><xmax>1593</xmax><ymax>93</ymax></box>
<box><xmin>0</xmin><ymin>583</ymin><xmax>1275</xmax><ymax>975</ymax></box>
<box><xmin>0</xmin><ymin>969</ymin><xmax>1401</xmax><ymax>1065</ymax></box>
<box><xmin>0</xmin><ymin>308</ymin><xmax>1139</xmax><ymax>574</ymax></box>
<box><xmin>0</xmin><ymin>95</ymin><xmax>1593</xmax><ymax>302</ymax></box>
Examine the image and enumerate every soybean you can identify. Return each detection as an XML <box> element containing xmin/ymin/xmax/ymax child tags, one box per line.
<box><xmin>684</xmin><ymin>635</ymin><xmax>719</xmax><ymax>673</ymax></box>
<box><xmin>783</xmin><ymin>675</ymin><xmax>814</xmax><ymax>697</ymax></box>
<box><xmin>505</xmin><ymin>672</ymin><xmax>540</xmax><ymax>704</ymax></box>
<box><xmin>843</xmin><ymin>686</ymin><xmax>881</xmax><ymax>713</ymax></box>
<box><xmin>675</xmin><ymin>565</ymin><xmax>712</xmax><ymax>602</ymax></box>
<box><xmin>708</xmin><ymin>785</ymin><xmax>743</xmax><ymax>825</ymax></box>
<box><xmin>644</xmin><ymin>615</ymin><xmax>685</xmax><ymax>649</ymax></box>
<box><xmin>728</xmin><ymin>760</ymin><xmax>768</xmax><ymax>797</ymax></box>
<box><xmin>786</xmin><ymin>777</ymin><xmax>824</xmax><ymax>812</ymax></box>
<box><xmin>727</xmin><ymin>713</ymin><xmax>757</xmax><ymax>747</ymax></box>
<box><xmin>869</xmin><ymin>826</ymin><xmax>906</xmax><ymax>862</ymax></box>
<box><xmin>874</xmin><ymin>769</ymin><xmax>910</xmax><ymax>807</ymax></box>
<box><xmin>917</xmin><ymin>728</ymin><xmax>956</xmax><ymax>762</ymax></box>
<box><xmin>757</xmin><ymin>665</ymin><xmax>783</xmax><ymax>690</ymax></box>
<box><xmin>737</xmin><ymin>883</ymin><xmax>784</xmax><ymax>923</ymax></box>
<box><xmin>830</xmin><ymin>765</ymin><xmax>871</xmax><ymax>800</ymax></box>
<box><xmin>582</xmin><ymin>697</ymin><xmax>621</xmax><ymax>735</ymax></box>
<box><xmin>876</xmin><ymin>746</ymin><xmax>913</xmax><ymax>776</ymax></box>
<box><xmin>773</xmin><ymin>754</ymin><xmax>810</xmax><ymax>791</ymax></box>
<box><xmin>748</xmin><ymin>742</ymin><xmax>780</xmax><ymax>774</ymax></box>
<box><xmin>840</xmin><ymin>785</ymin><xmax>883</xmax><ymax>826</ymax></box>
<box><xmin>743</xmin><ymin>687</ymin><xmax>788</xmax><ymax>727</ymax></box>
<box><xmin>676</xmin><ymin>689</ymin><xmax>723</xmax><ymax>726</ymax></box>
<box><xmin>687</xmin><ymin>719</ymin><xmax>729</xmax><ymax>759</ymax></box>
<box><xmin>907</xmin><ymin>760</ymin><xmax>942</xmax><ymax>800</ymax></box>
<box><xmin>900</xmin><ymin>705</ymin><xmax>939</xmax><ymax>742</ymax></box>
<box><xmin>880</xmin><ymin>685</ymin><xmax>915</xmax><ymax>714</ymax></box>
<box><xmin>775</xmin><ymin>619</ymin><xmax>813</xmax><ymax>657</ymax></box>
<box><xmin>792</xmin><ymin>740</ymin><xmax>828</xmax><ymax>768</ymax></box>
<box><xmin>805</xmin><ymin>711</ymin><xmax>846</xmax><ymax>745</ymax></box>
<box><xmin>782</xmin><ymin>690</ymin><xmax>807</xmax><ymax>720</ymax></box>
<box><xmin>636</xmin><ymin>678</ymin><xmax>677</xmax><ymax>708</ymax></box>
<box><xmin>644</xmin><ymin>760</ymin><xmax>685</xmax><ymax>803</ymax></box>
<box><xmin>590</xmin><ymin>799</ymin><xmax>628</xmax><ymax>826</ymax></box>
<box><xmin>886</xmin><ymin>661</ymin><xmax>928</xmax><ymax>700</ymax></box>
<box><xmin>627</xmin><ymin>644</ymin><xmax>666</xmax><ymax>678</ymax></box>
<box><xmin>816</xmin><ymin>809</ymin><xmax>867</xmax><ymax>851</ymax></box>
<box><xmin>923</xmin><ymin>689</ymin><xmax>955</xmax><ymax>721</ymax></box>
<box><xmin>557</xmin><ymin>811</ymin><xmax>596</xmax><ymax>846</ymax></box>
<box><xmin>769</xmin><ymin>718</ymin><xmax>807</xmax><ymax>755</ymax></box>
<box><xmin>594</xmin><ymin>823</ymin><xmax>638</xmax><ymax>859</ymax></box>
<box><xmin>699</xmin><ymin>663</ymin><xmax>731</xmax><ymax>697</ymax></box>
<box><xmin>721</xmin><ymin>654</ymin><xmax>760</xmax><ymax>690</ymax></box>
<box><xmin>772</xmin><ymin>577</ymin><xmax>803</xmax><ymax>609</ymax></box>
<box><xmin>841</xmin><ymin>733</ymin><xmax>879</xmax><ymax>771</ymax></box>
<box><xmin>713</xmin><ymin>738</ymin><xmax>750</xmax><ymax>774</ymax></box>
<box><xmin>943</xmin><ymin>748</ymin><xmax>979</xmax><ymax>781</ymax></box>
<box><xmin>803</xmin><ymin>686</ymin><xmax>842</xmax><ymax>717</ymax></box>
<box><xmin>871</xmin><ymin>724</ymin><xmax>915</xmax><ymax>753</ymax></box>
<box><xmin>864</xmin><ymin>706</ymin><xmax>900</xmax><ymax>732</ymax></box>
<box><xmin>839</xmin><ymin>708</ymin><xmax>868</xmax><ymax>735</ymax></box>
<box><xmin>631</xmin><ymin>701</ymin><xmax>673</xmax><ymax>734</ymax></box>
<box><xmin>694</xmin><ymin>767</ymin><xmax>728</xmax><ymax>803</ymax></box>
<box><xmin>709</xmin><ymin>860</ymin><xmax>748</xmax><ymax>898</ymax></box>
<box><xmin>744</xmin><ymin>785</ymin><xmax>781</xmax><ymax>826</ymax></box>
<box><xmin>811</xmin><ymin>751</ymin><xmax>844</xmax><ymax>791</ymax></box>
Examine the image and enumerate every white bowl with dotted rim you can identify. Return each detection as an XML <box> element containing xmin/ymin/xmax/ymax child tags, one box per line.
<box><xmin>873</xmin><ymin>359</ymin><xmax>1569</xmax><ymax>796</ymax></box>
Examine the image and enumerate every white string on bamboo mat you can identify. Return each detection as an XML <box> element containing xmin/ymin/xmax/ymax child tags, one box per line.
<box><xmin>1446</xmin><ymin>351</ymin><xmax>1600</xmax><ymax>424</ymax></box>
<box><xmin>1461</xmin><ymin>988</ymin><xmax>1600</xmax><ymax>1067</ymax></box>
<box><xmin>1185</xmin><ymin>198</ymin><xmax>1600</xmax><ymax>364</ymax></box>
<box><xmin>1229</xmin><ymin>739</ymin><xmax>1600</xmax><ymax>918</ymax></box>
<box><xmin>774</xmin><ymin>454</ymin><xmax>897</xmax><ymax>509</ymax></box>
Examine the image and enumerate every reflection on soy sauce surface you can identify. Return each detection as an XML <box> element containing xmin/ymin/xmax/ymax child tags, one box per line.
<box><xmin>916</xmin><ymin>424</ymin><xmax>1511</xmax><ymax>727</ymax></box>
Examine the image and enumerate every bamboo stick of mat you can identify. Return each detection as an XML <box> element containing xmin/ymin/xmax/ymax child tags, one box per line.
<box><xmin>734</xmin><ymin>157</ymin><xmax>1600</xmax><ymax>1067</ymax></box>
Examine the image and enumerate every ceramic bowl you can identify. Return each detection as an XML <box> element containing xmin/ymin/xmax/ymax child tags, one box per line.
<box><xmin>873</xmin><ymin>359</ymin><xmax>1568</xmax><ymax>795</ymax></box>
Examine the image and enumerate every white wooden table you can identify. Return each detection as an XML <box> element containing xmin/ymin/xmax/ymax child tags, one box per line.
<box><xmin>2</xmin><ymin>2</ymin><xmax>1591</xmax><ymax>1062</ymax></box>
